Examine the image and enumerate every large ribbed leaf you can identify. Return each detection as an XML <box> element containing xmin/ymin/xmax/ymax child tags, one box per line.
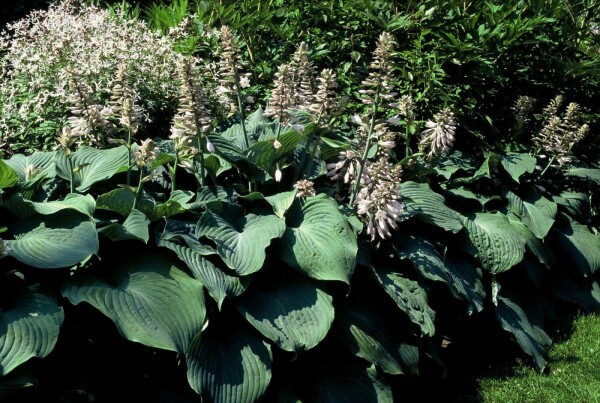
<box><xmin>0</xmin><ymin>288</ymin><xmax>64</xmax><ymax>376</ymax></box>
<box><xmin>62</xmin><ymin>253</ymin><xmax>205</xmax><ymax>354</ymax></box>
<box><xmin>499</xmin><ymin>152</ymin><xmax>536</xmax><ymax>183</ymax></box>
<box><xmin>506</xmin><ymin>213</ymin><xmax>554</xmax><ymax>267</ymax></box>
<box><xmin>334</xmin><ymin>298</ymin><xmax>419</xmax><ymax>375</ymax></box>
<box><xmin>5</xmin><ymin>151</ymin><xmax>56</xmax><ymax>182</ymax></box>
<box><xmin>5</xmin><ymin>193</ymin><xmax>95</xmax><ymax>219</ymax></box>
<box><xmin>56</xmin><ymin>146</ymin><xmax>129</xmax><ymax>192</ymax></box>
<box><xmin>496</xmin><ymin>295</ymin><xmax>551</xmax><ymax>372</ymax></box>
<box><xmin>280</xmin><ymin>194</ymin><xmax>357</xmax><ymax>283</ymax></box>
<box><xmin>97</xmin><ymin>209</ymin><xmax>150</xmax><ymax>243</ymax></box>
<box><xmin>310</xmin><ymin>362</ymin><xmax>393</xmax><ymax>403</ymax></box>
<box><xmin>160</xmin><ymin>237</ymin><xmax>249</xmax><ymax>309</ymax></box>
<box><xmin>0</xmin><ymin>160</ymin><xmax>18</xmax><ymax>190</ymax></box>
<box><xmin>369</xmin><ymin>266</ymin><xmax>436</xmax><ymax>336</ymax></box>
<box><xmin>400</xmin><ymin>181</ymin><xmax>464</xmax><ymax>233</ymax></box>
<box><xmin>432</xmin><ymin>150</ymin><xmax>478</xmax><ymax>179</ymax></box>
<box><xmin>548</xmin><ymin>271</ymin><xmax>600</xmax><ymax>312</ymax></box>
<box><xmin>186</xmin><ymin>321</ymin><xmax>272</xmax><ymax>403</ymax></box>
<box><xmin>96</xmin><ymin>188</ymin><xmax>192</xmax><ymax>221</ymax></box>
<box><xmin>554</xmin><ymin>213</ymin><xmax>600</xmax><ymax>276</ymax></box>
<box><xmin>197</xmin><ymin>203</ymin><xmax>285</xmax><ymax>275</ymax></box>
<box><xmin>553</xmin><ymin>191</ymin><xmax>590</xmax><ymax>220</ymax></box>
<box><xmin>246</xmin><ymin>130</ymin><xmax>306</xmax><ymax>175</ymax></box>
<box><xmin>236</xmin><ymin>273</ymin><xmax>334</xmax><ymax>352</ymax></box>
<box><xmin>6</xmin><ymin>211</ymin><xmax>98</xmax><ymax>269</ymax></box>
<box><xmin>463</xmin><ymin>212</ymin><xmax>527</xmax><ymax>274</ymax></box>
<box><xmin>444</xmin><ymin>252</ymin><xmax>486</xmax><ymax>314</ymax></box>
<box><xmin>264</xmin><ymin>190</ymin><xmax>297</xmax><ymax>218</ymax></box>
<box><xmin>505</xmin><ymin>188</ymin><xmax>556</xmax><ymax>239</ymax></box>
<box><xmin>564</xmin><ymin>167</ymin><xmax>600</xmax><ymax>184</ymax></box>
<box><xmin>392</xmin><ymin>234</ymin><xmax>485</xmax><ymax>311</ymax></box>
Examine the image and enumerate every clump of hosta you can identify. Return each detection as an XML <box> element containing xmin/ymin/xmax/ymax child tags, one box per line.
<box><xmin>533</xmin><ymin>95</ymin><xmax>589</xmax><ymax>168</ymax></box>
<box><xmin>419</xmin><ymin>108</ymin><xmax>457</xmax><ymax>159</ymax></box>
<box><xmin>0</xmin><ymin>0</ymin><xmax>179</xmax><ymax>153</ymax></box>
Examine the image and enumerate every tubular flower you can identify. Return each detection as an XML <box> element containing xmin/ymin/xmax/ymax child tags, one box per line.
<box><xmin>289</xmin><ymin>42</ymin><xmax>316</xmax><ymax>110</ymax></box>
<box><xmin>359</xmin><ymin>32</ymin><xmax>397</xmax><ymax>106</ymax></box>
<box><xmin>217</xmin><ymin>25</ymin><xmax>250</xmax><ymax>114</ymax></box>
<box><xmin>171</xmin><ymin>57</ymin><xmax>212</xmax><ymax>139</ymax></box>
<box><xmin>133</xmin><ymin>138</ymin><xmax>157</xmax><ymax>167</ymax></box>
<box><xmin>327</xmin><ymin>149</ymin><xmax>360</xmax><ymax>184</ymax></box>
<box><xmin>264</xmin><ymin>63</ymin><xmax>294</xmax><ymax>123</ymax></box>
<box><xmin>55</xmin><ymin>126</ymin><xmax>79</xmax><ymax>155</ymax></box>
<box><xmin>309</xmin><ymin>68</ymin><xmax>340</xmax><ymax>124</ymax></box>
<box><xmin>294</xmin><ymin>179</ymin><xmax>316</xmax><ymax>198</ymax></box>
<box><xmin>533</xmin><ymin>98</ymin><xmax>589</xmax><ymax>167</ymax></box>
<box><xmin>109</xmin><ymin>64</ymin><xmax>142</xmax><ymax>135</ymax></box>
<box><xmin>355</xmin><ymin>156</ymin><xmax>403</xmax><ymax>242</ymax></box>
<box><xmin>512</xmin><ymin>95</ymin><xmax>535</xmax><ymax>123</ymax></box>
<box><xmin>419</xmin><ymin>108</ymin><xmax>457</xmax><ymax>158</ymax></box>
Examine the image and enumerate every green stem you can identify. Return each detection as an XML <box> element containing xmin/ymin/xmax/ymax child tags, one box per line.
<box><xmin>398</xmin><ymin>152</ymin><xmax>423</xmax><ymax>166</ymax></box>
<box><xmin>538</xmin><ymin>155</ymin><xmax>556</xmax><ymax>179</ymax></box>
<box><xmin>235</xmin><ymin>85</ymin><xmax>250</xmax><ymax>150</ymax></box>
<box><xmin>67</xmin><ymin>154</ymin><xmax>75</xmax><ymax>194</ymax></box>
<box><xmin>171</xmin><ymin>153</ymin><xmax>179</xmax><ymax>193</ymax></box>
<box><xmin>198</xmin><ymin>135</ymin><xmax>205</xmax><ymax>187</ymax></box>
<box><xmin>404</xmin><ymin>123</ymin><xmax>412</xmax><ymax>159</ymax></box>
<box><xmin>126</xmin><ymin>128</ymin><xmax>132</xmax><ymax>186</ymax></box>
<box><xmin>132</xmin><ymin>167</ymin><xmax>144</xmax><ymax>211</ymax></box>
<box><xmin>349</xmin><ymin>92</ymin><xmax>380</xmax><ymax>206</ymax></box>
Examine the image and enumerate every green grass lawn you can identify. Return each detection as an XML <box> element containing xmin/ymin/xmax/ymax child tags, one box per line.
<box><xmin>478</xmin><ymin>313</ymin><xmax>600</xmax><ymax>402</ymax></box>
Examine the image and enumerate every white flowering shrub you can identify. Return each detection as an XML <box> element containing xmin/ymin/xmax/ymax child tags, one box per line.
<box><xmin>0</xmin><ymin>0</ymin><xmax>180</xmax><ymax>154</ymax></box>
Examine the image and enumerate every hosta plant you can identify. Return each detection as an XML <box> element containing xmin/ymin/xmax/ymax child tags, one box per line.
<box><xmin>1</xmin><ymin>3</ymin><xmax>600</xmax><ymax>402</ymax></box>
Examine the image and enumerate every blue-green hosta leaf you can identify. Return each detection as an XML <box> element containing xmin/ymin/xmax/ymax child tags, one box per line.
<box><xmin>5</xmin><ymin>151</ymin><xmax>57</xmax><ymax>182</ymax></box>
<box><xmin>444</xmin><ymin>253</ymin><xmax>486</xmax><ymax>314</ymax></box>
<box><xmin>96</xmin><ymin>188</ymin><xmax>136</xmax><ymax>216</ymax></box>
<box><xmin>96</xmin><ymin>188</ymin><xmax>193</xmax><ymax>221</ymax></box>
<box><xmin>432</xmin><ymin>150</ymin><xmax>478</xmax><ymax>179</ymax></box>
<box><xmin>62</xmin><ymin>253</ymin><xmax>205</xmax><ymax>354</ymax></box>
<box><xmin>0</xmin><ymin>160</ymin><xmax>18</xmax><ymax>190</ymax></box>
<box><xmin>554</xmin><ymin>213</ymin><xmax>600</xmax><ymax>276</ymax></box>
<box><xmin>0</xmin><ymin>288</ymin><xmax>64</xmax><ymax>376</ymax></box>
<box><xmin>197</xmin><ymin>203</ymin><xmax>286</xmax><ymax>275</ymax></box>
<box><xmin>6</xmin><ymin>211</ymin><xmax>98</xmax><ymax>269</ymax></box>
<box><xmin>246</xmin><ymin>130</ymin><xmax>306</xmax><ymax>175</ymax></box>
<box><xmin>97</xmin><ymin>209</ymin><xmax>150</xmax><ymax>243</ymax></box>
<box><xmin>194</xmin><ymin>186</ymin><xmax>237</xmax><ymax>207</ymax></box>
<box><xmin>552</xmin><ymin>191</ymin><xmax>590</xmax><ymax>220</ymax></box>
<box><xmin>236</xmin><ymin>274</ymin><xmax>334</xmax><ymax>353</ymax></box>
<box><xmin>463</xmin><ymin>212</ymin><xmax>527</xmax><ymax>274</ymax></box>
<box><xmin>496</xmin><ymin>295</ymin><xmax>551</xmax><ymax>372</ymax></box>
<box><xmin>310</xmin><ymin>362</ymin><xmax>393</xmax><ymax>403</ymax></box>
<box><xmin>265</xmin><ymin>190</ymin><xmax>297</xmax><ymax>218</ymax></box>
<box><xmin>564</xmin><ymin>167</ymin><xmax>600</xmax><ymax>184</ymax></box>
<box><xmin>506</xmin><ymin>212</ymin><xmax>554</xmax><ymax>267</ymax></box>
<box><xmin>159</xmin><ymin>238</ymin><xmax>249</xmax><ymax>309</ymax></box>
<box><xmin>160</xmin><ymin>218</ymin><xmax>217</xmax><ymax>256</ymax></box>
<box><xmin>400</xmin><ymin>181</ymin><xmax>464</xmax><ymax>233</ymax></box>
<box><xmin>17</xmin><ymin>154</ymin><xmax>58</xmax><ymax>183</ymax></box>
<box><xmin>442</xmin><ymin>185</ymin><xmax>500</xmax><ymax>209</ymax></box>
<box><xmin>186</xmin><ymin>322</ymin><xmax>272</xmax><ymax>403</ymax></box>
<box><xmin>548</xmin><ymin>271</ymin><xmax>600</xmax><ymax>312</ymax></box>
<box><xmin>334</xmin><ymin>299</ymin><xmax>420</xmax><ymax>375</ymax></box>
<box><xmin>504</xmin><ymin>188</ymin><xmax>556</xmax><ymax>239</ymax></box>
<box><xmin>499</xmin><ymin>152</ymin><xmax>536</xmax><ymax>183</ymax></box>
<box><xmin>393</xmin><ymin>234</ymin><xmax>485</xmax><ymax>312</ymax></box>
<box><xmin>56</xmin><ymin>146</ymin><xmax>129</xmax><ymax>192</ymax></box>
<box><xmin>281</xmin><ymin>195</ymin><xmax>357</xmax><ymax>283</ymax></box>
<box><xmin>369</xmin><ymin>266</ymin><xmax>436</xmax><ymax>336</ymax></box>
<box><xmin>5</xmin><ymin>193</ymin><xmax>95</xmax><ymax>219</ymax></box>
